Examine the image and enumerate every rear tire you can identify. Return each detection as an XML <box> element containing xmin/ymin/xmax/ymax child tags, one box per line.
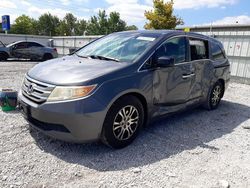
<box><xmin>42</xmin><ymin>53</ymin><xmax>53</xmax><ymax>61</ymax></box>
<box><xmin>203</xmin><ymin>81</ymin><xmax>224</xmax><ymax>110</ymax></box>
<box><xmin>101</xmin><ymin>96</ymin><xmax>144</xmax><ymax>149</ymax></box>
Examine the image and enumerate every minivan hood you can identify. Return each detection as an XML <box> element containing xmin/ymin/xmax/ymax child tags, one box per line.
<box><xmin>28</xmin><ymin>55</ymin><xmax>129</xmax><ymax>85</ymax></box>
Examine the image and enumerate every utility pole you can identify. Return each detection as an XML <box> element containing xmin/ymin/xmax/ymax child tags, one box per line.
<box><xmin>210</xmin><ymin>22</ymin><xmax>213</xmax><ymax>36</ymax></box>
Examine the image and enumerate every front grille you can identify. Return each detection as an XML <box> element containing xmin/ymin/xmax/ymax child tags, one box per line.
<box><xmin>22</xmin><ymin>75</ymin><xmax>55</xmax><ymax>104</ymax></box>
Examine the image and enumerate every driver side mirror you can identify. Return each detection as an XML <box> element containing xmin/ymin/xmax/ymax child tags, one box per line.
<box><xmin>157</xmin><ymin>56</ymin><xmax>175</xmax><ymax>68</ymax></box>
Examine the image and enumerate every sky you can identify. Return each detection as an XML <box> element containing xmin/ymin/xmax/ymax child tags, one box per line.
<box><xmin>0</xmin><ymin>0</ymin><xmax>250</xmax><ymax>29</ymax></box>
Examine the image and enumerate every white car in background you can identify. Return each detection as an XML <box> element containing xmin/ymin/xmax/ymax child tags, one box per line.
<box><xmin>0</xmin><ymin>41</ymin><xmax>58</xmax><ymax>61</ymax></box>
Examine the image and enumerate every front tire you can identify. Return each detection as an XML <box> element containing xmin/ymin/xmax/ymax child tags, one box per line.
<box><xmin>203</xmin><ymin>81</ymin><xmax>224</xmax><ymax>110</ymax></box>
<box><xmin>101</xmin><ymin>96</ymin><xmax>144</xmax><ymax>149</ymax></box>
<box><xmin>0</xmin><ymin>52</ymin><xmax>8</xmax><ymax>61</ymax></box>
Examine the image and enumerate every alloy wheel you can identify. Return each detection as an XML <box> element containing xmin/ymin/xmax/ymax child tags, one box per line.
<box><xmin>113</xmin><ymin>105</ymin><xmax>139</xmax><ymax>141</ymax></box>
<box><xmin>211</xmin><ymin>85</ymin><xmax>222</xmax><ymax>106</ymax></box>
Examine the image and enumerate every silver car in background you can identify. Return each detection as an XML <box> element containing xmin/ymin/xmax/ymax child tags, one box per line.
<box><xmin>0</xmin><ymin>41</ymin><xmax>58</xmax><ymax>61</ymax></box>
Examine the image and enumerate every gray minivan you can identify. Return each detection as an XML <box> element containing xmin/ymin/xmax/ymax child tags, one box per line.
<box><xmin>18</xmin><ymin>30</ymin><xmax>230</xmax><ymax>148</ymax></box>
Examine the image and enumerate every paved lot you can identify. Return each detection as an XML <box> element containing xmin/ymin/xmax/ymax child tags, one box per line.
<box><xmin>0</xmin><ymin>61</ymin><xmax>250</xmax><ymax>188</ymax></box>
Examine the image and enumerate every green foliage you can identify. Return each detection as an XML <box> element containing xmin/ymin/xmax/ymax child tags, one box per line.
<box><xmin>37</xmin><ymin>13</ymin><xmax>60</xmax><ymax>36</ymax></box>
<box><xmin>10</xmin><ymin>15</ymin><xmax>37</xmax><ymax>35</ymax></box>
<box><xmin>144</xmin><ymin>0</ymin><xmax>184</xmax><ymax>29</ymax></box>
<box><xmin>86</xmin><ymin>10</ymin><xmax>109</xmax><ymax>35</ymax></box>
<box><xmin>108</xmin><ymin>12</ymin><xmax>127</xmax><ymax>33</ymax></box>
<box><xmin>57</xmin><ymin>13</ymin><xmax>78</xmax><ymax>36</ymax></box>
<box><xmin>126</xmin><ymin>25</ymin><xmax>138</xmax><ymax>31</ymax></box>
<box><xmin>75</xmin><ymin>19</ymin><xmax>88</xmax><ymax>35</ymax></box>
<box><xmin>87</xmin><ymin>10</ymin><xmax>137</xmax><ymax>35</ymax></box>
<box><xmin>9</xmin><ymin>10</ymin><xmax>138</xmax><ymax>36</ymax></box>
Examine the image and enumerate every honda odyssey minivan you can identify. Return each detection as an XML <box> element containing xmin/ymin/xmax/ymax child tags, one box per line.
<box><xmin>18</xmin><ymin>30</ymin><xmax>230</xmax><ymax>148</ymax></box>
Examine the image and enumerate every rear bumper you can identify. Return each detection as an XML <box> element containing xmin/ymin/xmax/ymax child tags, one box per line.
<box><xmin>18</xmin><ymin>91</ymin><xmax>107</xmax><ymax>143</ymax></box>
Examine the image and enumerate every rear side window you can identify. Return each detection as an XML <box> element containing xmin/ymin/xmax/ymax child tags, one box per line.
<box><xmin>189</xmin><ymin>39</ymin><xmax>208</xmax><ymax>61</ymax></box>
<box><xmin>211</xmin><ymin>42</ymin><xmax>226</xmax><ymax>62</ymax></box>
<box><xmin>15</xmin><ymin>42</ymin><xmax>28</xmax><ymax>49</ymax></box>
<box><xmin>28</xmin><ymin>42</ymin><xmax>43</xmax><ymax>48</ymax></box>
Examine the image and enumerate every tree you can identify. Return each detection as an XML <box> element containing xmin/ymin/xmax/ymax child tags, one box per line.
<box><xmin>144</xmin><ymin>0</ymin><xmax>184</xmax><ymax>29</ymax></box>
<box><xmin>126</xmin><ymin>25</ymin><xmax>138</xmax><ymax>31</ymax></box>
<box><xmin>87</xmin><ymin>10</ymin><xmax>109</xmax><ymax>35</ymax></box>
<box><xmin>9</xmin><ymin>11</ymin><xmax>139</xmax><ymax>36</ymax></box>
<box><xmin>107</xmin><ymin>12</ymin><xmax>126</xmax><ymax>33</ymax></box>
<box><xmin>75</xmin><ymin>19</ymin><xmax>87</xmax><ymax>35</ymax></box>
<box><xmin>10</xmin><ymin>15</ymin><xmax>37</xmax><ymax>34</ymax></box>
<box><xmin>86</xmin><ymin>11</ymin><xmax>136</xmax><ymax>35</ymax></box>
<box><xmin>0</xmin><ymin>23</ymin><xmax>2</xmax><ymax>33</ymax></box>
<box><xmin>57</xmin><ymin>13</ymin><xmax>83</xmax><ymax>36</ymax></box>
<box><xmin>37</xmin><ymin>13</ymin><xmax>60</xmax><ymax>36</ymax></box>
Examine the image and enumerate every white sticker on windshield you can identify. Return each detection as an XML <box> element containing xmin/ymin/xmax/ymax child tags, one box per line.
<box><xmin>136</xmin><ymin>36</ymin><xmax>155</xmax><ymax>42</ymax></box>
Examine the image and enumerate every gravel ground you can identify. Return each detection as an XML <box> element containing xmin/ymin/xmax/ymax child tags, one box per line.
<box><xmin>0</xmin><ymin>61</ymin><xmax>250</xmax><ymax>188</ymax></box>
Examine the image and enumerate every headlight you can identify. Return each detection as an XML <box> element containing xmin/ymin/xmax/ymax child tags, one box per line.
<box><xmin>47</xmin><ymin>85</ymin><xmax>97</xmax><ymax>102</ymax></box>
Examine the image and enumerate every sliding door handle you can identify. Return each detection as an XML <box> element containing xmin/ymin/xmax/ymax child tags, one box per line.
<box><xmin>182</xmin><ymin>73</ymin><xmax>195</xmax><ymax>79</ymax></box>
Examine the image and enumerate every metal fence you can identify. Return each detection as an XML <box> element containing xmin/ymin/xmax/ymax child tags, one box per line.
<box><xmin>52</xmin><ymin>36</ymin><xmax>102</xmax><ymax>55</ymax></box>
<box><xmin>0</xmin><ymin>33</ymin><xmax>51</xmax><ymax>46</ymax></box>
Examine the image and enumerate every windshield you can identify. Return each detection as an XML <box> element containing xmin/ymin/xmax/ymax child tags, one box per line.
<box><xmin>75</xmin><ymin>33</ymin><xmax>157</xmax><ymax>62</ymax></box>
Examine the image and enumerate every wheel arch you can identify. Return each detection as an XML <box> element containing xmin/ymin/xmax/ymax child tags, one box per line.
<box><xmin>43</xmin><ymin>53</ymin><xmax>53</xmax><ymax>60</ymax></box>
<box><xmin>217</xmin><ymin>78</ymin><xmax>225</xmax><ymax>97</ymax></box>
<box><xmin>0</xmin><ymin>51</ymin><xmax>9</xmax><ymax>60</ymax></box>
<box><xmin>105</xmin><ymin>91</ymin><xmax>149</xmax><ymax>126</ymax></box>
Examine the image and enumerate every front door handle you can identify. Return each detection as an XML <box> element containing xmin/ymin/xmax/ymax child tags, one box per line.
<box><xmin>182</xmin><ymin>73</ymin><xmax>195</xmax><ymax>79</ymax></box>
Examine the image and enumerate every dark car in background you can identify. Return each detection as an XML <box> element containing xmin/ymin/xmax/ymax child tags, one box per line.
<box><xmin>18</xmin><ymin>30</ymin><xmax>230</xmax><ymax>149</ymax></box>
<box><xmin>0</xmin><ymin>41</ymin><xmax>58</xmax><ymax>61</ymax></box>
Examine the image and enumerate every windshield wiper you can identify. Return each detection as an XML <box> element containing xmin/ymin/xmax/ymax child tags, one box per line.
<box><xmin>75</xmin><ymin>53</ymin><xmax>89</xmax><ymax>58</ymax></box>
<box><xmin>88</xmin><ymin>55</ymin><xmax>120</xmax><ymax>62</ymax></box>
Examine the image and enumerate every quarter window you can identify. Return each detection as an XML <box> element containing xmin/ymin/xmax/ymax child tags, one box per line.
<box><xmin>189</xmin><ymin>39</ymin><xmax>208</xmax><ymax>61</ymax></box>
<box><xmin>211</xmin><ymin>42</ymin><xmax>225</xmax><ymax>62</ymax></box>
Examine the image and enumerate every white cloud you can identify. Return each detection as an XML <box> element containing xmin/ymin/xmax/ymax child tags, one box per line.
<box><xmin>60</xmin><ymin>0</ymin><xmax>89</xmax><ymax>5</ymax></box>
<box><xmin>107</xmin><ymin>3</ymin><xmax>152</xmax><ymax>23</ymax></box>
<box><xmin>20</xmin><ymin>0</ymin><xmax>32</xmax><ymax>6</ymax></box>
<box><xmin>60</xmin><ymin>0</ymin><xmax>70</xmax><ymax>5</ymax></box>
<box><xmin>145</xmin><ymin>0</ymin><xmax>238</xmax><ymax>9</ymax></box>
<box><xmin>78</xmin><ymin>8</ymin><xmax>91</xmax><ymax>12</ymax></box>
<box><xmin>0</xmin><ymin>0</ymin><xmax>17</xmax><ymax>9</ymax></box>
<box><xmin>94</xmin><ymin>8</ymin><xmax>104</xmax><ymax>13</ymax></box>
<box><xmin>105</xmin><ymin>0</ymin><xmax>151</xmax><ymax>24</ymax></box>
<box><xmin>106</xmin><ymin>0</ymin><xmax>138</xmax><ymax>4</ymax></box>
<box><xmin>208</xmin><ymin>15</ymin><xmax>250</xmax><ymax>25</ymax></box>
<box><xmin>104</xmin><ymin>0</ymin><xmax>238</xmax><ymax>26</ymax></box>
<box><xmin>28</xmin><ymin>6</ymin><xmax>70</xmax><ymax>19</ymax></box>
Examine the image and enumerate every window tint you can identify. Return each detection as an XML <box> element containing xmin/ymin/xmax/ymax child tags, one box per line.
<box><xmin>15</xmin><ymin>42</ymin><xmax>28</xmax><ymax>49</ymax></box>
<box><xmin>155</xmin><ymin>37</ymin><xmax>187</xmax><ymax>64</ymax></box>
<box><xmin>189</xmin><ymin>39</ymin><xmax>208</xmax><ymax>61</ymax></box>
<box><xmin>211</xmin><ymin>42</ymin><xmax>225</xmax><ymax>61</ymax></box>
<box><xmin>28</xmin><ymin>42</ymin><xmax>43</xmax><ymax>47</ymax></box>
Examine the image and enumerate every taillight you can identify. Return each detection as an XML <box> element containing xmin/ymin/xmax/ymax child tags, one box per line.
<box><xmin>53</xmin><ymin>48</ymin><xmax>57</xmax><ymax>52</ymax></box>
